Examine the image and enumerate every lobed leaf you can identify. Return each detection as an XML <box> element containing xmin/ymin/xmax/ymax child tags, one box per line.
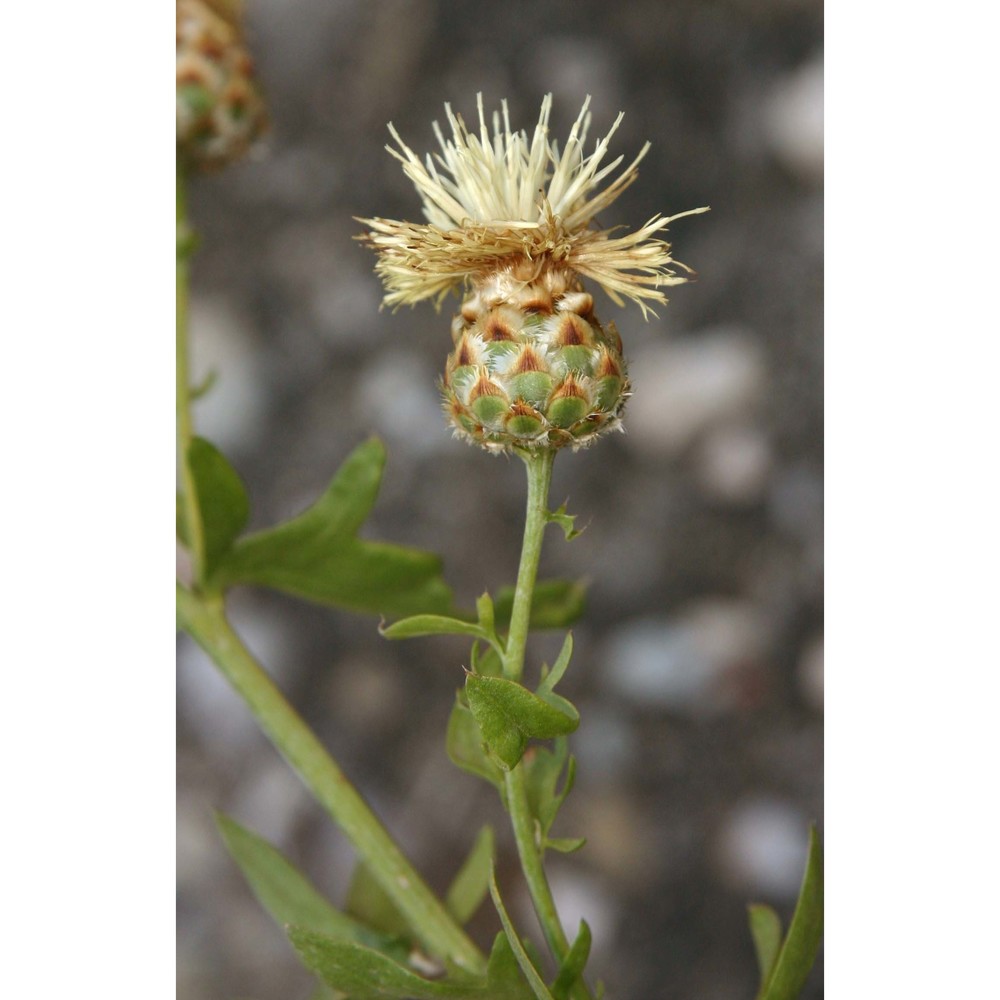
<box><xmin>465</xmin><ymin>674</ymin><xmax>579</xmax><ymax>771</ymax></box>
<box><xmin>211</xmin><ymin>439</ymin><xmax>454</xmax><ymax>617</ymax></box>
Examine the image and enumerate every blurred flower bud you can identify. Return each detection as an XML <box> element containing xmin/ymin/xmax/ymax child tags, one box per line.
<box><xmin>176</xmin><ymin>0</ymin><xmax>267</xmax><ymax>171</ymax></box>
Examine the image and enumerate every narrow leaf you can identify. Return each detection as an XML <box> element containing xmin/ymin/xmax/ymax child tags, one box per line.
<box><xmin>523</xmin><ymin>740</ymin><xmax>576</xmax><ymax>839</ymax></box>
<box><xmin>545</xmin><ymin>837</ymin><xmax>586</xmax><ymax>855</ymax></box>
<box><xmin>465</xmin><ymin>674</ymin><xmax>579</xmax><ymax>771</ymax></box>
<box><xmin>748</xmin><ymin>904</ymin><xmax>783</xmax><ymax>988</ymax></box>
<box><xmin>470</xmin><ymin>641</ymin><xmax>503</xmax><ymax>678</ymax></box>
<box><xmin>381</xmin><ymin>615</ymin><xmax>492</xmax><ymax>643</ymax></box>
<box><xmin>212</xmin><ymin>439</ymin><xmax>454</xmax><ymax>617</ymax></box>
<box><xmin>537</xmin><ymin>633</ymin><xmax>573</xmax><ymax>696</ymax></box>
<box><xmin>176</xmin><ymin>491</ymin><xmax>189</xmax><ymax>545</ymax></box>
<box><xmin>446</xmin><ymin>697</ymin><xmax>504</xmax><ymax>790</ymax></box>
<box><xmin>288</xmin><ymin>928</ymin><xmax>477</xmax><ymax>999</ymax></box>
<box><xmin>550</xmin><ymin>920</ymin><xmax>592</xmax><ymax>1000</ymax></box>
<box><xmin>345</xmin><ymin>861</ymin><xmax>412</xmax><ymax>941</ymax></box>
<box><xmin>186</xmin><ymin>436</ymin><xmax>250</xmax><ymax>577</ymax></box>
<box><xmin>758</xmin><ymin>825</ymin><xmax>823</xmax><ymax>1000</ymax></box>
<box><xmin>476</xmin><ymin>592</ymin><xmax>495</xmax><ymax>637</ymax></box>
<box><xmin>215</xmin><ymin>814</ymin><xmax>398</xmax><ymax>955</ymax></box>
<box><xmin>551</xmin><ymin>754</ymin><xmax>577</xmax><ymax>821</ymax></box>
<box><xmin>488</xmin><ymin>871</ymin><xmax>556</xmax><ymax>1000</ymax></box>
<box><xmin>494</xmin><ymin>579</ymin><xmax>587</xmax><ymax>632</ymax></box>
<box><xmin>445</xmin><ymin>826</ymin><xmax>495</xmax><ymax>925</ymax></box>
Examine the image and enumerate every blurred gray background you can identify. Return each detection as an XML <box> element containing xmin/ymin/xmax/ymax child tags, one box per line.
<box><xmin>177</xmin><ymin>1</ymin><xmax>823</xmax><ymax>996</ymax></box>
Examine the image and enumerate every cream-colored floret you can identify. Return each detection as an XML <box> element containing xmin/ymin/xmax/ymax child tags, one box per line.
<box><xmin>359</xmin><ymin>95</ymin><xmax>708</xmax><ymax>315</ymax></box>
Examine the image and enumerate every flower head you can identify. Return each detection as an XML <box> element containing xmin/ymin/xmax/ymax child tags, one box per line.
<box><xmin>176</xmin><ymin>0</ymin><xmax>268</xmax><ymax>171</ymax></box>
<box><xmin>359</xmin><ymin>96</ymin><xmax>706</xmax><ymax>454</ymax></box>
<box><xmin>359</xmin><ymin>94</ymin><xmax>707</xmax><ymax>315</ymax></box>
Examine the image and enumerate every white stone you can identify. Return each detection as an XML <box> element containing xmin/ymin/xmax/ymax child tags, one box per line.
<box><xmin>716</xmin><ymin>797</ymin><xmax>811</xmax><ymax>899</ymax></box>
<box><xmin>601</xmin><ymin>598</ymin><xmax>770</xmax><ymax>712</ymax></box>
<box><xmin>624</xmin><ymin>327</ymin><xmax>767</xmax><ymax>456</ymax></box>
<box><xmin>188</xmin><ymin>293</ymin><xmax>268</xmax><ymax>455</ymax></box>
<box><xmin>177</xmin><ymin>597</ymin><xmax>302</xmax><ymax>759</ymax></box>
<box><xmin>355</xmin><ymin>350</ymin><xmax>451</xmax><ymax>455</ymax></box>
<box><xmin>798</xmin><ymin>633</ymin><xmax>824</xmax><ymax>711</ymax></box>
<box><xmin>231</xmin><ymin>757</ymin><xmax>310</xmax><ymax>846</ymax></box>
<box><xmin>694</xmin><ymin>422</ymin><xmax>773</xmax><ymax>503</ymax></box>
<box><xmin>764</xmin><ymin>53</ymin><xmax>824</xmax><ymax>183</ymax></box>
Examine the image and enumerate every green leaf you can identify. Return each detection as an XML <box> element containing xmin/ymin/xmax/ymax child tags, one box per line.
<box><xmin>748</xmin><ymin>904</ymin><xmax>783</xmax><ymax>989</ymax></box>
<box><xmin>494</xmin><ymin>579</ymin><xmax>587</xmax><ymax>632</ymax></box>
<box><xmin>533</xmin><ymin>634</ymin><xmax>580</xmax><ymax>729</ymax></box>
<box><xmin>288</xmin><ymin>928</ymin><xmax>478</xmax><ymax>999</ymax></box>
<box><xmin>756</xmin><ymin>825</ymin><xmax>824</xmax><ymax>1000</ymax></box>
<box><xmin>470</xmin><ymin>641</ymin><xmax>503</xmax><ymax>678</ymax></box>
<box><xmin>381</xmin><ymin>614</ymin><xmax>495</xmax><ymax>645</ymax></box>
<box><xmin>545</xmin><ymin>837</ymin><xmax>586</xmax><ymax>854</ymax></box>
<box><xmin>345</xmin><ymin>861</ymin><xmax>412</xmax><ymax>941</ymax></box>
<box><xmin>212</xmin><ymin>439</ymin><xmax>455</xmax><ymax>617</ymax></box>
<box><xmin>186</xmin><ymin>436</ymin><xmax>250</xmax><ymax>578</ymax></box>
<box><xmin>523</xmin><ymin>739</ymin><xmax>577</xmax><ymax>840</ymax></box>
<box><xmin>488</xmin><ymin>871</ymin><xmax>556</xmax><ymax>1000</ymax></box>
<box><xmin>215</xmin><ymin>814</ymin><xmax>401</xmax><ymax>958</ymax></box>
<box><xmin>476</xmin><ymin>592</ymin><xmax>495</xmax><ymax>637</ymax></box>
<box><xmin>446</xmin><ymin>697</ymin><xmax>504</xmax><ymax>790</ymax></box>
<box><xmin>465</xmin><ymin>674</ymin><xmax>579</xmax><ymax>771</ymax></box>
<box><xmin>176</xmin><ymin>491</ymin><xmax>189</xmax><ymax>546</ymax></box>
<box><xmin>550</xmin><ymin>921</ymin><xmax>591</xmax><ymax>1000</ymax></box>
<box><xmin>537</xmin><ymin>633</ymin><xmax>573</xmax><ymax>696</ymax></box>
<box><xmin>484</xmin><ymin>932</ymin><xmax>536</xmax><ymax>1000</ymax></box>
<box><xmin>445</xmin><ymin>826</ymin><xmax>495</xmax><ymax>925</ymax></box>
<box><xmin>545</xmin><ymin>502</ymin><xmax>583</xmax><ymax>541</ymax></box>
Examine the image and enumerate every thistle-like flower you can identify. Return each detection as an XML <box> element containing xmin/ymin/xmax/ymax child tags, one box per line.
<box><xmin>360</xmin><ymin>95</ymin><xmax>707</xmax><ymax>453</ymax></box>
<box><xmin>176</xmin><ymin>0</ymin><xmax>267</xmax><ymax>171</ymax></box>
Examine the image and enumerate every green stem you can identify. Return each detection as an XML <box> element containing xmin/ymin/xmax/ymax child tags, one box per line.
<box><xmin>176</xmin><ymin>169</ymin><xmax>482</xmax><ymax>975</ymax></box>
<box><xmin>502</xmin><ymin>450</ymin><xmax>593</xmax><ymax>1000</ymax></box>
<box><xmin>177</xmin><ymin>585</ymin><xmax>486</xmax><ymax>975</ymax></box>
<box><xmin>503</xmin><ymin>449</ymin><xmax>554</xmax><ymax>683</ymax></box>
<box><xmin>176</xmin><ymin>165</ymin><xmax>206</xmax><ymax>585</ymax></box>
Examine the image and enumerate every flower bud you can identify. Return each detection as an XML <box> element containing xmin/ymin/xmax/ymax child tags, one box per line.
<box><xmin>176</xmin><ymin>0</ymin><xmax>267</xmax><ymax>171</ymax></box>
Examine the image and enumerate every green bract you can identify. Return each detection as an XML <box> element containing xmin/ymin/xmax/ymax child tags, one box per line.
<box><xmin>443</xmin><ymin>272</ymin><xmax>629</xmax><ymax>453</ymax></box>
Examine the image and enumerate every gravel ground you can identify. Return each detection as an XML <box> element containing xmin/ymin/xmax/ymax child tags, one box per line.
<box><xmin>177</xmin><ymin>1</ymin><xmax>823</xmax><ymax>997</ymax></box>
